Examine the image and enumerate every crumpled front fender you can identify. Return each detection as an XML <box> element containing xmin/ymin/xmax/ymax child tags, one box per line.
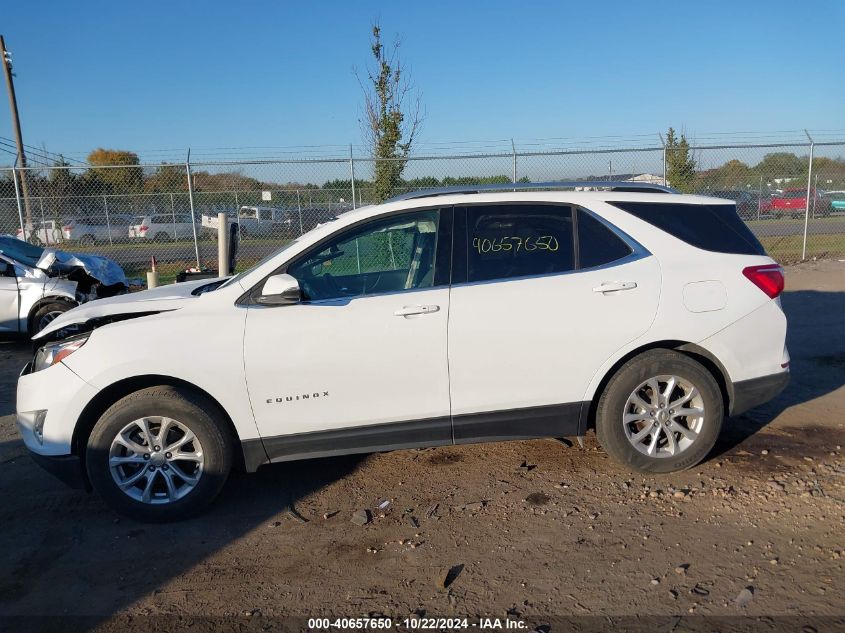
<box><xmin>18</xmin><ymin>277</ymin><xmax>78</xmax><ymax>333</ymax></box>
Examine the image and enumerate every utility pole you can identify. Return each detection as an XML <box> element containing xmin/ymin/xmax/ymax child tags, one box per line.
<box><xmin>1</xmin><ymin>35</ymin><xmax>32</xmax><ymax>227</ymax></box>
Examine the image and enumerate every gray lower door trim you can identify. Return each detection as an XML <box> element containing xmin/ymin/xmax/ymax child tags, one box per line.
<box><xmin>241</xmin><ymin>402</ymin><xmax>586</xmax><ymax>471</ymax></box>
<box><xmin>452</xmin><ymin>402</ymin><xmax>583</xmax><ymax>444</ymax></box>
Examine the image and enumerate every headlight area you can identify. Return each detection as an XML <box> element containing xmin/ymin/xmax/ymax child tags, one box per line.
<box><xmin>32</xmin><ymin>333</ymin><xmax>90</xmax><ymax>373</ymax></box>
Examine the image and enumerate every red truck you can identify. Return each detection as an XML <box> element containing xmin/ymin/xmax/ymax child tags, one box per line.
<box><xmin>771</xmin><ymin>188</ymin><xmax>831</xmax><ymax>217</ymax></box>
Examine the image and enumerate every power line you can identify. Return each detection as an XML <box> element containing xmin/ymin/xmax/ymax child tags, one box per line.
<box><xmin>0</xmin><ymin>138</ymin><xmax>53</xmax><ymax>167</ymax></box>
<box><xmin>0</xmin><ymin>135</ymin><xmax>87</xmax><ymax>166</ymax></box>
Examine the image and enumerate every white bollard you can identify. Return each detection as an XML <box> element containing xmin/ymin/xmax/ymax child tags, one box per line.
<box><xmin>146</xmin><ymin>271</ymin><xmax>159</xmax><ymax>289</ymax></box>
<box><xmin>217</xmin><ymin>212</ymin><xmax>229</xmax><ymax>277</ymax></box>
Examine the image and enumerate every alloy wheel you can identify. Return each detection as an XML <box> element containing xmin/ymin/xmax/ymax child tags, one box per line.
<box><xmin>108</xmin><ymin>417</ymin><xmax>204</xmax><ymax>504</ymax></box>
<box><xmin>622</xmin><ymin>375</ymin><xmax>705</xmax><ymax>458</ymax></box>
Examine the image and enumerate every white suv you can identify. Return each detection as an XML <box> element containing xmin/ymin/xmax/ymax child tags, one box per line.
<box><xmin>16</xmin><ymin>184</ymin><xmax>790</xmax><ymax>521</ymax></box>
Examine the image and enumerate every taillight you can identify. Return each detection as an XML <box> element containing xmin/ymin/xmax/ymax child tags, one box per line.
<box><xmin>139</xmin><ymin>225</ymin><xmax>149</xmax><ymax>232</ymax></box>
<box><xmin>62</xmin><ymin>225</ymin><xmax>72</xmax><ymax>231</ymax></box>
<box><xmin>743</xmin><ymin>265</ymin><xmax>784</xmax><ymax>299</ymax></box>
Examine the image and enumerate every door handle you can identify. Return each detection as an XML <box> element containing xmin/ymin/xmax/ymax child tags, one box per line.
<box><xmin>394</xmin><ymin>304</ymin><xmax>440</xmax><ymax>317</ymax></box>
<box><xmin>593</xmin><ymin>281</ymin><xmax>637</xmax><ymax>293</ymax></box>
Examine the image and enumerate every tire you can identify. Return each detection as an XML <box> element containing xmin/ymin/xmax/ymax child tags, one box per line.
<box><xmin>153</xmin><ymin>231</ymin><xmax>170</xmax><ymax>242</ymax></box>
<box><xmin>79</xmin><ymin>234</ymin><xmax>96</xmax><ymax>247</ymax></box>
<box><xmin>595</xmin><ymin>349</ymin><xmax>723</xmax><ymax>474</ymax></box>
<box><xmin>30</xmin><ymin>300</ymin><xmax>76</xmax><ymax>336</ymax></box>
<box><xmin>86</xmin><ymin>386</ymin><xmax>234</xmax><ymax>522</ymax></box>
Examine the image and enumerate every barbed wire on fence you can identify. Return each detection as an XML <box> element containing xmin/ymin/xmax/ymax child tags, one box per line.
<box><xmin>1</xmin><ymin>140</ymin><xmax>844</xmax><ymax>282</ymax></box>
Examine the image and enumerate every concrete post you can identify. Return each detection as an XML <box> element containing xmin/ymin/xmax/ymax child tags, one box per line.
<box><xmin>217</xmin><ymin>212</ymin><xmax>229</xmax><ymax>276</ymax></box>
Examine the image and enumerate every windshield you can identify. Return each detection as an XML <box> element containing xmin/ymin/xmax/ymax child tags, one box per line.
<box><xmin>215</xmin><ymin>214</ymin><xmax>342</xmax><ymax>290</ymax></box>
<box><xmin>217</xmin><ymin>239</ymin><xmax>299</xmax><ymax>289</ymax></box>
<box><xmin>0</xmin><ymin>235</ymin><xmax>44</xmax><ymax>266</ymax></box>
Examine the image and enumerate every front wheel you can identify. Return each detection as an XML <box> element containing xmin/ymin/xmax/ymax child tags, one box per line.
<box><xmin>30</xmin><ymin>300</ymin><xmax>76</xmax><ymax>336</ymax></box>
<box><xmin>86</xmin><ymin>386</ymin><xmax>233</xmax><ymax>522</ymax></box>
<box><xmin>596</xmin><ymin>350</ymin><xmax>723</xmax><ymax>473</ymax></box>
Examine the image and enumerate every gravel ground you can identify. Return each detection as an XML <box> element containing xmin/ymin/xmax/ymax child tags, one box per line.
<box><xmin>0</xmin><ymin>260</ymin><xmax>843</xmax><ymax>631</ymax></box>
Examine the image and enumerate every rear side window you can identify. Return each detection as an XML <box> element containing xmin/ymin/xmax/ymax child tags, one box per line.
<box><xmin>577</xmin><ymin>209</ymin><xmax>632</xmax><ymax>269</ymax></box>
<box><xmin>610</xmin><ymin>202</ymin><xmax>765</xmax><ymax>256</ymax></box>
<box><xmin>465</xmin><ymin>204</ymin><xmax>574</xmax><ymax>282</ymax></box>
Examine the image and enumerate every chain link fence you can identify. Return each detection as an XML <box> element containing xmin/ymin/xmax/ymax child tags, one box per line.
<box><xmin>1</xmin><ymin>141</ymin><xmax>843</xmax><ymax>283</ymax></box>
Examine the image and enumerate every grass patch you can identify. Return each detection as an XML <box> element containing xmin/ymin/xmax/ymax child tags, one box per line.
<box><xmin>124</xmin><ymin>258</ymin><xmax>263</xmax><ymax>287</ymax></box>
<box><xmin>758</xmin><ymin>234</ymin><xmax>845</xmax><ymax>264</ymax></box>
<box><xmin>747</xmin><ymin>215</ymin><xmax>845</xmax><ymax>228</ymax></box>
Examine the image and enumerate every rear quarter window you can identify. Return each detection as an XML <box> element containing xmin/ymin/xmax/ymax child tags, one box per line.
<box><xmin>576</xmin><ymin>209</ymin><xmax>632</xmax><ymax>268</ymax></box>
<box><xmin>610</xmin><ymin>201</ymin><xmax>765</xmax><ymax>256</ymax></box>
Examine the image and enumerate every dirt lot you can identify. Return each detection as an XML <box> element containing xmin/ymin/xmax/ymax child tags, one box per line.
<box><xmin>0</xmin><ymin>261</ymin><xmax>843</xmax><ymax>631</ymax></box>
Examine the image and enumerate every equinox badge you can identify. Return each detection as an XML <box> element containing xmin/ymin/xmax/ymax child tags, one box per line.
<box><xmin>266</xmin><ymin>391</ymin><xmax>329</xmax><ymax>404</ymax></box>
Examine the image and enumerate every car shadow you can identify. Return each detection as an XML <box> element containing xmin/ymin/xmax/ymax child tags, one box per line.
<box><xmin>0</xmin><ymin>337</ymin><xmax>31</xmax><ymax>418</ymax></box>
<box><xmin>0</xmin><ymin>436</ymin><xmax>367</xmax><ymax>626</ymax></box>
<box><xmin>710</xmin><ymin>289</ymin><xmax>845</xmax><ymax>458</ymax></box>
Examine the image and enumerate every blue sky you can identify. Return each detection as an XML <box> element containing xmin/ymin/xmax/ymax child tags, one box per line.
<box><xmin>1</xmin><ymin>0</ymin><xmax>843</xmax><ymax>163</ymax></box>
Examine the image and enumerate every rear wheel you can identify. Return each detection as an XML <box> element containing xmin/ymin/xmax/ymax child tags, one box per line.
<box><xmin>153</xmin><ymin>231</ymin><xmax>170</xmax><ymax>242</ymax></box>
<box><xmin>86</xmin><ymin>386</ymin><xmax>233</xmax><ymax>522</ymax></box>
<box><xmin>596</xmin><ymin>350</ymin><xmax>723</xmax><ymax>473</ymax></box>
<box><xmin>79</xmin><ymin>234</ymin><xmax>96</xmax><ymax>246</ymax></box>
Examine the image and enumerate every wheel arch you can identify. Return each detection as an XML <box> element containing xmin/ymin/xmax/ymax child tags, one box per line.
<box><xmin>72</xmin><ymin>375</ymin><xmax>253</xmax><ymax>486</ymax></box>
<box><xmin>582</xmin><ymin>340</ymin><xmax>733</xmax><ymax>431</ymax></box>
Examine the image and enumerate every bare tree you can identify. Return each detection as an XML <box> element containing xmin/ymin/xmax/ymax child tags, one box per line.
<box><xmin>358</xmin><ymin>22</ymin><xmax>423</xmax><ymax>202</ymax></box>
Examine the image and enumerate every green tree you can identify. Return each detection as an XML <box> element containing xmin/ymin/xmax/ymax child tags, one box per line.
<box><xmin>144</xmin><ymin>162</ymin><xmax>186</xmax><ymax>193</ymax></box>
<box><xmin>755</xmin><ymin>152</ymin><xmax>806</xmax><ymax>179</ymax></box>
<box><xmin>86</xmin><ymin>148</ymin><xmax>143</xmax><ymax>194</ymax></box>
<box><xmin>359</xmin><ymin>23</ymin><xmax>422</xmax><ymax>202</ymax></box>
<box><xmin>47</xmin><ymin>155</ymin><xmax>82</xmax><ymax>218</ymax></box>
<box><xmin>665</xmin><ymin>128</ymin><xmax>696</xmax><ymax>193</ymax></box>
<box><xmin>697</xmin><ymin>159</ymin><xmax>752</xmax><ymax>190</ymax></box>
<box><xmin>48</xmin><ymin>155</ymin><xmax>80</xmax><ymax>196</ymax></box>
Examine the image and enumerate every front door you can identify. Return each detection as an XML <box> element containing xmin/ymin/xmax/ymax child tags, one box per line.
<box><xmin>243</xmin><ymin>208</ymin><xmax>453</xmax><ymax>460</ymax></box>
<box><xmin>0</xmin><ymin>259</ymin><xmax>20</xmax><ymax>332</ymax></box>
<box><xmin>447</xmin><ymin>203</ymin><xmax>660</xmax><ymax>442</ymax></box>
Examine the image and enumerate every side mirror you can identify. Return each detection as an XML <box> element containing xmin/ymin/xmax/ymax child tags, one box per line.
<box><xmin>257</xmin><ymin>273</ymin><xmax>301</xmax><ymax>306</ymax></box>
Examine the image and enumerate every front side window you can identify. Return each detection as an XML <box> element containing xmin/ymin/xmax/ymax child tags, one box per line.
<box><xmin>465</xmin><ymin>204</ymin><xmax>574</xmax><ymax>283</ymax></box>
<box><xmin>288</xmin><ymin>210</ymin><xmax>440</xmax><ymax>302</ymax></box>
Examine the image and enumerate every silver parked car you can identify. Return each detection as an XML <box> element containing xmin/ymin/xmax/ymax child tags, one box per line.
<box><xmin>16</xmin><ymin>220</ymin><xmax>65</xmax><ymax>246</ymax></box>
<box><xmin>128</xmin><ymin>214</ymin><xmax>198</xmax><ymax>241</ymax></box>
<box><xmin>0</xmin><ymin>236</ymin><xmax>127</xmax><ymax>336</ymax></box>
<box><xmin>63</xmin><ymin>214</ymin><xmax>134</xmax><ymax>245</ymax></box>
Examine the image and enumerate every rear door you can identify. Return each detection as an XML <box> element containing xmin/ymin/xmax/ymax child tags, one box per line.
<box><xmin>447</xmin><ymin>203</ymin><xmax>660</xmax><ymax>441</ymax></box>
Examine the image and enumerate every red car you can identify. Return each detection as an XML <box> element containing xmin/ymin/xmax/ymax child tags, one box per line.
<box><xmin>771</xmin><ymin>188</ymin><xmax>831</xmax><ymax>217</ymax></box>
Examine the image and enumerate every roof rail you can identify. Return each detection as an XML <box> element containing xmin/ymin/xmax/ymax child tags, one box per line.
<box><xmin>386</xmin><ymin>180</ymin><xmax>678</xmax><ymax>203</ymax></box>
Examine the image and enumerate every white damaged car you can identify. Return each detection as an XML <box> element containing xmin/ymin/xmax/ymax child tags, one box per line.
<box><xmin>16</xmin><ymin>184</ymin><xmax>790</xmax><ymax>521</ymax></box>
<box><xmin>0</xmin><ymin>236</ymin><xmax>127</xmax><ymax>336</ymax></box>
